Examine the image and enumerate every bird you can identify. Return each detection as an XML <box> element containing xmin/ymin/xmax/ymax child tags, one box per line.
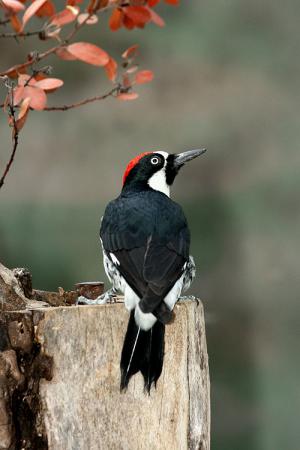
<box><xmin>78</xmin><ymin>148</ymin><xmax>206</xmax><ymax>392</ymax></box>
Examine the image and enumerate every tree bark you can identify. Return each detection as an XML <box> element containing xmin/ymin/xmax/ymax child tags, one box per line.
<box><xmin>0</xmin><ymin>264</ymin><xmax>210</xmax><ymax>450</ymax></box>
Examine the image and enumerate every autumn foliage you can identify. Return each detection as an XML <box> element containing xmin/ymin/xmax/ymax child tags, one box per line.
<box><xmin>0</xmin><ymin>0</ymin><xmax>178</xmax><ymax>188</ymax></box>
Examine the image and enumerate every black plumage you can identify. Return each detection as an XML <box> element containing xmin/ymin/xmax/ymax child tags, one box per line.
<box><xmin>120</xmin><ymin>311</ymin><xmax>165</xmax><ymax>392</ymax></box>
<box><xmin>101</xmin><ymin>191</ymin><xmax>189</xmax><ymax>390</ymax></box>
<box><xmin>100</xmin><ymin>189</ymin><xmax>190</xmax><ymax>309</ymax></box>
<box><xmin>98</xmin><ymin>150</ymin><xmax>205</xmax><ymax>391</ymax></box>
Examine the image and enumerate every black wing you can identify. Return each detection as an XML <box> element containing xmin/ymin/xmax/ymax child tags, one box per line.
<box><xmin>100</xmin><ymin>190</ymin><xmax>190</xmax><ymax>318</ymax></box>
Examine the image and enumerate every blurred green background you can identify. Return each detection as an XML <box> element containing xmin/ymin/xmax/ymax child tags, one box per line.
<box><xmin>1</xmin><ymin>1</ymin><xmax>300</xmax><ymax>449</ymax></box>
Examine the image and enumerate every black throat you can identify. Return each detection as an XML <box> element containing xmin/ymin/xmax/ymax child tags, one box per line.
<box><xmin>165</xmin><ymin>154</ymin><xmax>180</xmax><ymax>185</ymax></box>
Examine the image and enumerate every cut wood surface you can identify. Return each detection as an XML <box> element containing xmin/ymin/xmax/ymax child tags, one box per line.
<box><xmin>36</xmin><ymin>300</ymin><xmax>210</xmax><ymax>450</ymax></box>
<box><xmin>1</xmin><ymin>277</ymin><xmax>210</xmax><ymax>450</ymax></box>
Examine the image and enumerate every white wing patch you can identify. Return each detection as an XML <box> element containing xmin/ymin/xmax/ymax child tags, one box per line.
<box><xmin>124</xmin><ymin>283</ymin><xmax>140</xmax><ymax>311</ymax></box>
<box><xmin>103</xmin><ymin>250</ymin><xmax>140</xmax><ymax>311</ymax></box>
<box><xmin>182</xmin><ymin>256</ymin><xmax>196</xmax><ymax>292</ymax></box>
<box><xmin>103</xmin><ymin>251</ymin><xmax>125</xmax><ymax>292</ymax></box>
<box><xmin>102</xmin><ymin>246</ymin><xmax>195</xmax><ymax>331</ymax></box>
<box><xmin>164</xmin><ymin>273</ymin><xmax>184</xmax><ymax>310</ymax></box>
<box><xmin>110</xmin><ymin>252</ymin><xmax>120</xmax><ymax>265</ymax></box>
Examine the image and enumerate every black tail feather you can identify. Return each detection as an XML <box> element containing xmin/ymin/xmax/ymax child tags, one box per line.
<box><xmin>140</xmin><ymin>321</ymin><xmax>165</xmax><ymax>392</ymax></box>
<box><xmin>120</xmin><ymin>310</ymin><xmax>165</xmax><ymax>392</ymax></box>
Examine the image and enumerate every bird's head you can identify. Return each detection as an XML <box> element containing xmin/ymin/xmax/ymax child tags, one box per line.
<box><xmin>122</xmin><ymin>149</ymin><xmax>206</xmax><ymax>196</ymax></box>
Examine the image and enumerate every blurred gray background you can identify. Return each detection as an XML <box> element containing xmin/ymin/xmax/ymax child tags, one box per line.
<box><xmin>1</xmin><ymin>1</ymin><xmax>300</xmax><ymax>449</ymax></box>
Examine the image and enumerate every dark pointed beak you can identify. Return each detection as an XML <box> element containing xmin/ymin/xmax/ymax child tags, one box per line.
<box><xmin>174</xmin><ymin>148</ymin><xmax>207</xmax><ymax>168</ymax></box>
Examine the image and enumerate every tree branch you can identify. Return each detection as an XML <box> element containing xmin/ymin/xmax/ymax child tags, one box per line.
<box><xmin>0</xmin><ymin>3</ymin><xmax>129</xmax><ymax>190</ymax></box>
<box><xmin>0</xmin><ymin>29</ymin><xmax>43</xmax><ymax>39</ymax></box>
<box><xmin>43</xmin><ymin>86</ymin><xmax>120</xmax><ymax>111</ymax></box>
<box><xmin>0</xmin><ymin>128</ymin><xmax>19</xmax><ymax>189</ymax></box>
<box><xmin>0</xmin><ymin>44</ymin><xmax>60</xmax><ymax>77</ymax></box>
<box><xmin>0</xmin><ymin>5</ymin><xmax>114</xmax><ymax>77</ymax></box>
<box><xmin>0</xmin><ymin>18</ymin><xmax>10</xmax><ymax>26</ymax></box>
<box><xmin>0</xmin><ymin>86</ymin><xmax>121</xmax><ymax>111</ymax></box>
<box><xmin>0</xmin><ymin>84</ymin><xmax>19</xmax><ymax>190</ymax></box>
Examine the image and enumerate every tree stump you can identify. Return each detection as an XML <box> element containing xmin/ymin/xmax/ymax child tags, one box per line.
<box><xmin>0</xmin><ymin>265</ymin><xmax>210</xmax><ymax>450</ymax></box>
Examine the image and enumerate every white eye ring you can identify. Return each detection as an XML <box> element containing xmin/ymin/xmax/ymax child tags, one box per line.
<box><xmin>151</xmin><ymin>157</ymin><xmax>159</xmax><ymax>165</ymax></box>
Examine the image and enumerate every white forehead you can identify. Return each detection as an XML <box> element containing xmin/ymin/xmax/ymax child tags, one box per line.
<box><xmin>155</xmin><ymin>151</ymin><xmax>169</xmax><ymax>161</ymax></box>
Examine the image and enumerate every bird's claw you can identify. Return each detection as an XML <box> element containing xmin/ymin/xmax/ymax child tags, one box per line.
<box><xmin>104</xmin><ymin>292</ymin><xmax>117</xmax><ymax>304</ymax></box>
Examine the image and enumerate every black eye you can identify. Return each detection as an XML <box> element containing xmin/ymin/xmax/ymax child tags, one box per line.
<box><xmin>151</xmin><ymin>157</ymin><xmax>160</xmax><ymax>165</ymax></box>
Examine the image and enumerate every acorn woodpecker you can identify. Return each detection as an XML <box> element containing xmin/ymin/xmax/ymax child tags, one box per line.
<box><xmin>79</xmin><ymin>149</ymin><xmax>206</xmax><ymax>391</ymax></box>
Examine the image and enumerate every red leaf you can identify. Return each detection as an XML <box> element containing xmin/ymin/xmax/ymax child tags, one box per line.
<box><xmin>123</xmin><ymin>6</ymin><xmax>151</xmax><ymax>26</ymax></box>
<box><xmin>109</xmin><ymin>8</ymin><xmax>123</xmax><ymax>31</ymax></box>
<box><xmin>18</xmin><ymin>97</ymin><xmax>31</xmax><ymax>120</ymax></box>
<box><xmin>66</xmin><ymin>42</ymin><xmax>109</xmax><ymax>66</ymax></box>
<box><xmin>117</xmin><ymin>92</ymin><xmax>139</xmax><ymax>101</ymax></box>
<box><xmin>5</xmin><ymin>65</ymin><xmax>27</xmax><ymax>79</ymax></box>
<box><xmin>22</xmin><ymin>0</ymin><xmax>48</xmax><ymax>29</ymax></box>
<box><xmin>66</xmin><ymin>5</ymin><xmax>80</xmax><ymax>15</ymax></box>
<box><xmin>126</xmin><ymin>65</ymin><xmax>138</xmax><ymax>74</ymax></box>
<box><xmin>18</xmin><ymin>74</ymin><xmax>35</xmax><ymax>86</ymax></box>
<box><xmin>16</xmin><ymin>97</ymin><xmax>30</xmax><ymax>132</ymax></box>
<box><xmin>26</xmin><ymin>87</ymin><xmax>47</xmax><ymax>110</ymax></box>
<box><xmin>34</xmin><ymin>78</ymin><xmax>64</xmax><ymax>92</ymax></box>
<box><xmin>13</xmin><ymin>86</ymin><xmax>25</xmax><ymax>106</ymax></box>
<box><xmin>122</xmin><ymin>44</ymin><xmax>139</xmax><ymax>59</ymax></box>
<box><xmin>147</xmin><ymin>0</ymin><xmax>160</xmax><ymax>6</ymax></box>
<box><xmin>148</xmin><ymin>7</ymin><xmax>165</xmax><ymax>27</ymax></box>
<box><xmin>13</xmin><ymin>85</ymin><xmax>47</xmax><ymax>110</ymax></box>
<box><xmin>129</xmin><ymin>0</ymin><xmax>147</xmax><ymax>5</ymax></box>
<box><xmin>10</xmin><ymin>14</ymin><xmax>22</xmax><ymax>32</ymax></box>
<box><xmin>123</xmin><ymin>15</ymin><xmax>135</xmax><ymax>30</ymax></box>
<box><xmin>2</xmin><ymin>0</ymin><xmax>25</xmax><ymax>13</ymax></box>
<box><xmin>35</xmin><ymin>0</ymin><xmax>55</xmax><ymax>17</ymax></box>
<box><xmin>135</xmin><ymin>70</ymin><xmax>154</xmax><ymax>84</ymax></box>
<box><xmin>164</xmin><ymin>0</ymin><xmax>179</xmax><ymax>4</ymax></box>
<box><xmin>25</xmin><ymin>86</ymin><xmax>47</xmax><ymax>110</ymax></box>
<box><xmin>55</xmin><ymin>47</ymin><xmax>77</xmax><ymax>61</ymax></box>
<box><xmin>34</xmin><ymin>72</ymin><xmax>47</xmax><ymax>81</ymax></box>
<box><xmin>77</xmin><ymin>13</ymin><xmax>98</xmax><ymax>25</ymax></box>
<box><xmin>50</xmin><ymin>8</ymin><xmax>78</xmax><ymax>26</ymax></box>
<box><xmin>67</xmin><ymin>0</ymin><xmax>83</xmax><ymax>4</ymax></box>
<box><xmin>104</xmin><ymin>57</ymin><xmax>117</xmax><ymax>82</ymax></box>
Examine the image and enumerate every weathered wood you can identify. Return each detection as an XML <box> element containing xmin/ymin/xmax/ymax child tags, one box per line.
<box><xmin>35</xmin><ymin>300</ymin><xmax>210</xmax><ymax>450</ymax></box>
<box><xmin>0</xmin><ymin>269</ymin><xmax>210</xmax><ymax>450</ymax></box>
<box><xmin>0</xmin><ymin>264</ymin><xmax>210</xmax><ymax>449</ymax></box>
<box><xmin>0</xmin><ymin>264</ymin><xmax>49</xmax><ymax>311</ymax></box>
<box><xmin>0</xmin><ymin>263</ymin><xmax>28</xmax><ymax>311</ymax></box>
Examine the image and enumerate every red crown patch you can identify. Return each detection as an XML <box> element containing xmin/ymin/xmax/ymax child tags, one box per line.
<box><xmin>122</xmin><ymin>152</ymin><xmax>152</xmax><ymax>185</ymax></box>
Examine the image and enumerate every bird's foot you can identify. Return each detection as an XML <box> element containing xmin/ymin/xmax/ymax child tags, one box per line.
<box><xmin>77</xmin><ymin>288</ymin><xmax>117</xmax><ymax>305</ymax></box>
<box><xmin>179</xmin><ymin>295</ymin><xmax>199</xmax><ymax>305</ymax></box>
